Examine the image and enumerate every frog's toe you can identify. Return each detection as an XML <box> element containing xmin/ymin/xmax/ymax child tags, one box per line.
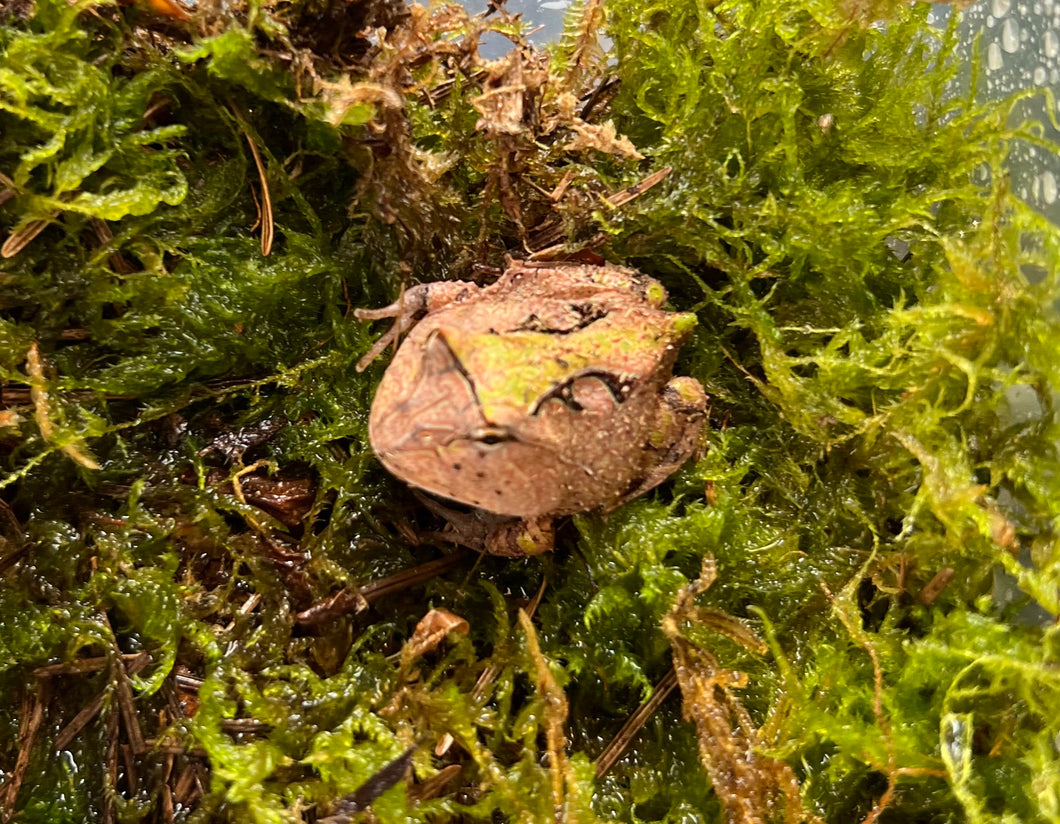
<box><xmin>662</xmin><ymin>376</ymin><xmax>708</xmax><ymax>418</ymax></box>
<box><xmin>653</xmin><ymin>376</ymin><xmax>707</xmax><ymax>468</ymax></box>
<box><xmin>486</xmin><ymin>517</ymin><xmax>555</xmax><ymax>557</ymax></box>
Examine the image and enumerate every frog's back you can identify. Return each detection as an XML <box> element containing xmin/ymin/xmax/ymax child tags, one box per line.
<box><xmin>364</xmin><ymin>261</ymin><xmax>702</xmax><ymax>519</ymax></box>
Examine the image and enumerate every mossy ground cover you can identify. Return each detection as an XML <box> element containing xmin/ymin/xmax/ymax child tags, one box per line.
<box><xmin>1</xmin><ymin>0</ymin><xmax>1058</xmax><ymax>821</ymax></box>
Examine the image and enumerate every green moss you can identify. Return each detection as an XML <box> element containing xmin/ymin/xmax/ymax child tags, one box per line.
<box><xmin>1</xmin><ymin>0</ymin><xmax>1058</xmax><ymax>821</ymax></box>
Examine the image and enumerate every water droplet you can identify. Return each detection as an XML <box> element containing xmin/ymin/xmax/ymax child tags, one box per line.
<box><xmin>1034</xmin><ymin>66</ymin><xmax>1048</xmax><ymax>84</ymax></box>
<box><xmin>944</xmin><ymin>716</ymin><xmax>969</xmax><ymax>766</ymax></box>
<box><xmin>1044</xmin><ymin>29</ymin><xmax>1059</xmax><ymax>59</ymax></box>
<box><xmin>1042</xmin><ymin>171</ymin><xmax>1058</xmax><ymax>205</ymax></box>
<box><xmin>991</xmin><ymin>0</ymin><xmax>1011</xmax><ymax>17</ymax></box>
<box><xmin>60</xmin><ymin>750</ymin><xmax>79</xmax><ymax>774</ymax></box>
<box><xmin>1001</xmin><ymin>18</ymin><xmax>1021</xmax><ymax>53</ymax></box>
<box><xmin>988</xmin><ymin>41</ymin><xmax>1004</xmax><ymax>71</ymax></box>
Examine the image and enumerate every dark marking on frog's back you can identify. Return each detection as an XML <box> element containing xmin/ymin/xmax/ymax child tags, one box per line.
<box><xmin>530</xmin><ymin>370</ymin><xmax>636</xmax><ymax>415</ymax></box>
<box><xmin>514</xmin><ymin>302</ymin><xmax>610</xmax><ymax>334</ymax></box>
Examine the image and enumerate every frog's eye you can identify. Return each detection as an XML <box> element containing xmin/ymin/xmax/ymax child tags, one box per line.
<box><xmin>470</xmin><ymin>426</ymin><xmax>516</xmax><ymax>448</ymax></box>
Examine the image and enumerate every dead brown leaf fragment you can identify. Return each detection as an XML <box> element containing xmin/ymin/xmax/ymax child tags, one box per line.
<box><xmin>564</xmin><ymin>117</ymin><xmax>643</xmax><ymax>160</ymax></box>
<box><xmin>662</xmin><ymin>558</ymin><xmax>816</xmax><ymax>824</ymax></box>
<box><xmin>435</xmin><ymin>578</ymin><xmax>549</xmax><ymax>757</ymax></box>
<box><xmin>400</xmin><ymin>608</ymin><xmax>470</xmax><ymax>670</ymax></box>
<box><xmin>471</xmin><ymin>49</ymin><xmax>549</xmax><ymax>136</ymax></box>
<box><xmin>0</xmin><ymin>682</ymin><xmax>48</xmax><ymax>821</ymax></box>
<box><xmin>316</xmin><ymin>78</ymin><xmax>404</xmax><ymax>127</ymax></box>
<box><xmin>917</xmin><ymin>567</ymin><xmax>956</xmax><ymax>605</ymax></box>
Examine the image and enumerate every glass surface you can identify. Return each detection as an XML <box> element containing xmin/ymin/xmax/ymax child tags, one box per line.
<box><xmin>955</xmin><ymin>0</ymin><xmax>1060</xmax><ymax>222</ymax></box>
<box><xmin>471</xmin><ymin>0</ymin><xmax>1060</xmax><ymax>223</ymax></box>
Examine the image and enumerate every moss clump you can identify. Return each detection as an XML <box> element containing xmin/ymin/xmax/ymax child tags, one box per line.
<box><xmin>1</xmin><ymin>0</ymin><xmax>1058</xmax><ymax>822</ymax></box>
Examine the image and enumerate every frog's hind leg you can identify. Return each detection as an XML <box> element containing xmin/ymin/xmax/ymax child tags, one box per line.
<box><xmin>412</xmin><ymin>492</ymin><xmax>554</xmax><ymax>557</ymax></box>
<box><xmin>486</xmin><ymin>516</ymin><xmax>554</xmax><ymax>557</ymax></box>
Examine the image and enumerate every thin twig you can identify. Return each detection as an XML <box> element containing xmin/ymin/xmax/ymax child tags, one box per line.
<box><xmin>34</xmin><ymin>652</ymin><xmax>147</xmax><ymax>678</ymax></box>
<box><xmin>54</xmin><ymin>692</ymin><xmax>106</xmax><ymax>752</ymax></box>
<box><xmin>2</xmin><ymin>216</ymin><xmax>54</xmax><ymax>259</ymax></box>
<box><xmin>144</xmin><ymin>739</ymin><xmax>209</xmax><ymax>759</ymax></box>
<box><xmin>605</xmin><ymin>166</ymin><xmax>672</xmax><ymax>208</ymax></box>
<box><xmin>407</xmin><ymin>764</ymin><xmax>462</xmax><ymax>803</ymax></box>
<box><xmin>295</xmin><ymin>554</ymin><xmax>466</xmax><ymax>625</ymax></box>
<box><xmin>160</xmin><ymin>753</ymin><xmax>175</xmax><ymax>824</ymax></box>
<box><xmin>47</xmin><ymin>653</ymin><xmax>150</xmax><ymax>753</ymax></box>
<box><xmin>120</xmin><ymin>744</ymin><xmax>139</xmax><ymax>797</ymax></box>
<box><xmin>242</xmin><ymin>124</ymin><xmax>274</xmax><ymax>256</ymax></box>
<box><xmin>595</xmin><ymin>668</ymin><xmax>679</xmax><ymax>778</ymax></box>
<box><xmin>0</xmin><ymin>681</ymin><xmax>48</xmax><ymax>820</ymax></box>
<box><xmin>173</xmin><ymin>763</ymin><xmax>205</xmax><ymax>805</ymax></box>
<box><xmin>114</xmin><ymin>659</ymin><xmax>146</xmax><ymax>755</ymax></box>
<box><xmin>103</xmin><ymin>695</ymin><xmax>120</xmax><ymax>824</ymax></box>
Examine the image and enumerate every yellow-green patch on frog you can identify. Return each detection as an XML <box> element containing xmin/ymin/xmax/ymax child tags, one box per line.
<box><xmin>356</xmin><ymin>261</ymin><xmax>707</xmax><ymax>556</ymax></box>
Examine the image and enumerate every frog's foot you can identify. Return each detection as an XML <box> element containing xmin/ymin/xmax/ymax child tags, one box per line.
<box><xmin>485</xmin><ymin>516</ymin><xmax>554</xmax><ymax>558</ymax></box>
<box><xmin>610</xmin><ymin>376</ymin><xmax>708</xmax><ymax>510</ymax></box>
<box><xmin>413</xmin><ymin>492</ymin><xmax>554</xmax><ymax>557</ymax></box>
<box><xmin>355</xmin><ymin>281</ymin><xmax>479</xmax><ymax>371</ymax></box>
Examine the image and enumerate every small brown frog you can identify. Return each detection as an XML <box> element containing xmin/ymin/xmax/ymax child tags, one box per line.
<box><xmin>356</xmin><ymin>261</ymin><xmax>707</xmax><ymax>556</ymax></box>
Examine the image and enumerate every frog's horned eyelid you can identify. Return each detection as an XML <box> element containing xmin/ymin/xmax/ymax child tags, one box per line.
<box><xmin>381</xmin><ymin>422</ymin><xmax>471</xmax><ymax>452</ymax></box>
